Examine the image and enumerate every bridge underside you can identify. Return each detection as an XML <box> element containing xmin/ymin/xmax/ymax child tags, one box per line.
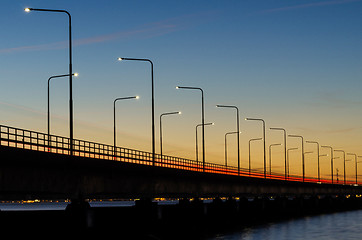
<box><xmin>1</xmin><ymin>146</ymin><xmax>361</xmax><ymax>200</ymax></box>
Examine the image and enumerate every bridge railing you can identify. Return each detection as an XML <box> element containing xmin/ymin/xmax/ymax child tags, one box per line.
<box><xmin>0</xmin><ymin>125</ymin><xmax>358</xmax><ymax>185</ymax></box>
<box><xmin>0</xmin><ymin>125</ymin><xmax>263</xmax><ymax>175</ymax></box>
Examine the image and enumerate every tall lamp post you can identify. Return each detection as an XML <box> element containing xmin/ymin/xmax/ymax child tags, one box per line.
<box><xmin>288</xmin><ymin>135</ymin><xmax>305</xmax><ymax>182</ymax></box>
<box><xmin>177</xmin><ymin>86</ymin><xmax>205</xmax><ymax>171</ymax></box>
<box><xmin>287</xmin><ymin>147</ymin><xmax>298</xmax><ymax>179</ymax></box>
<box><xmin>304</xmin><ymin>151</ymin><xmax>313</xmax><ymax>180</ymax></box>
<box><xmin>322</xmin><ymin>146</ymin><xmax>334</xmax><ymax>184</ymax></box>
<box><xmin>334</xmin><ymin>150</ymin><xmax>346</xmax><ymax>185</ymax></box>
<box><xmin>47</xmin><ymin>73</ymin><xmax>78</xmax><ymax>149</ymax></box>
<box><xmin>270</xmin><ymin>128</ymin><xmax>287</xmax><ymax>180</ymax></box>
<box><xmin>249</xmin><ymin>138</ymin><xmax>262</xmax><ymax>176</ymax></box>
<box><xmin>117</xmin><ymin>57</ymin><xmax>155</xmax><ymax>165</ymax></box>
<box><xmin>245</xmin><ymin>118</ymin><xmax>266</xmax><ymax>178</ymax></box>
<box><xmin>196</xmin><ymin>122</ymin><xmax>214</xmax><ymax>163</ymax></box>
<box><xmin>306</xmin><ymin>141</ymin><xmax>320</xmax><ymax>182</ymax></box>
<box><xmin>318</xmin><ymin>154</ymin><xmax>328</xmax><ymax>182</ymax></box>
<box><xmin>26</xmin><ymin>7</ymin><xmax>74</xmax><ymax>155</ymax></box>
<box><xmin>269</xmin><ymin>143</ymin><xmax>281</xmax><ymax>177</ymax></box>
<box><xmin>357</xmin><ymin>156</ymin><xmax>362</xmax><ymax>185</ymax></box>
<box><xmin>160</xmin><ymin>111</ymin><xmax>181</xmax><ymax>161</ymax></box>
<box><xmin>224</xmin><ymin>131</ymin><xmax>241</xmax><ymax>167</ymax></box>
<box><xmin>347</xmin><ymin>153</ymin><xmax>357</xmax><ymax>185</ymax></box>
<box><xmin>113</xmin><ymin>96</ymin><xmax>139</xmax><ymax>158</ymax></box>
<box><xmin>216</xmin><ymin>105</ymin><xmax>240</xmax><ymax>174</ymax></box>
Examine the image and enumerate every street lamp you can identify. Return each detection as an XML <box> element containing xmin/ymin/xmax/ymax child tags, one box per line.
<box><xmin>224</xmin><ymin>131</ymin><xmax>241</xmax><ymax>167</ymax></box>
<box><xmin>26</xmin><ymin>7</ymin><xmax>74</xmax><ymax>155</ymax></box>
<box><xmin>245</xmin><ymin>118</ymin><xmax>266</xmax><ymax>178</ymax></box>
<box><xmin>356</xmin><ymin>156</ymin><xmax>362</xmax><ymax>184</ymax></box>
<box><xmin>269</xmin><ymin>143</ymin><xmax>281</xmax><ymax>177</ymax></box>
<box><xmin>287</xmin><ymin>147</ymin><xmax>298</xmax><ymax>179</ymax></box>
<box><xmin>347</xmin><ymin>153</ymin><xmax>357</xmax><ymax>185</ymax></box>
<box><xmin>177</xmin><ymin>86</ymin><xmax>205</xmax><ymax>171</ymax></box>
<box><xmin>47</xmin><ymin>73</ymin><xmax>78</xmax><ymax>149</ymax></box>
<box><xmin>288</xmin><ymin>135</ymin><xmax>305</xmax><ymax>182</ymax></box>
<box><xmin>334</xmin><ymin>150</ymin><xmax>346</xmax><ymax>185</ymax></box>
<box><xmin>249</xmin><ymin>138</ymin><xmax>262</xmax><ymax>176</ymax></box>
<box><xmin>304</xmin><ymin>151</ymin><xmax>313</xmax><ymax>180</ymax></box>
<box><xmin>357</xmin><ymin>156</ymin><xmax>362</xmax><ymax>185</ymax></box>
<box><xmin>321</xmin><ymin>146</ymin><xmax>334</xmax><ymax>184</ymax></box>
<box><xmin>306</xmin><ymin>141</ymin><xmax>320</xmax><ymax>182</ymax></box>
<box><xmin>216</xmin><ymin>105</ymin><xmax>240</xmax><ymax>174</ymax></box>
<box><xmin>270</xmin><ymin>128</ymin><xmax>287</xmax><ymax>180</ymax></box>
<box><xmin>195</xmin><ymin>122</ymin><xmax>214</xmax><ymax>163</ymax></box>
<box><xmin>117</xmin><ymin>57</ymin><xmax>155</xmax><ymax>165</ymax></box>
<box><xmin>318</xmin><ymin>154</ymin><xmax>328</xmax><ymax>183</ymax></box>
<box><xmin>113</xmin><ymin>96</ymin><xmax>139</xmax><ymax>158</ymax></box>
<box><xmin>332</xmin><ymin>156</ymin><xmax>340</xmax><ymax>183</ymax></box>
<box><xmin>160</xmin><ymin>111</ymin><xmax>181</xmax><ymax>161</ymax></box>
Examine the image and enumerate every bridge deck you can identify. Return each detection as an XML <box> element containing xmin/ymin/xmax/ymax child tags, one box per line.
<box><xmin>1</xmin><ymin>125</ymin><xmax>362</xmax><ymax>200</ymax></box>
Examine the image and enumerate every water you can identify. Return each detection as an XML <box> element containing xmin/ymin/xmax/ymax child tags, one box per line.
<box><xmin>2</xmin><ymin>200</ymin><xmax>362</xmax><ymax>239</ymax></box>
<box><xmin>0</xmin><ymin>199</ymin><xmax>180</xmax><ymax>211</ymax></box>
<box><xmin>210</xmin><ymin>210</ymin><xmax>362</xmax><ymax>240</ymax></box>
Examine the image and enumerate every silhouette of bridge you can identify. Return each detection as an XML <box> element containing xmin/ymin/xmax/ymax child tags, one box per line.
<box><xmin>1</xmin><ymin>124</ymin><xmax>362</xmax><ymax>201</ymax></box>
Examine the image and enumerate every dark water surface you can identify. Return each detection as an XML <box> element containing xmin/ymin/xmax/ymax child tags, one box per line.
<box><xmin>0</xmin><ymin>200</ymin><xmax>136</xmax><ymax>211</ymax></box>
<box><xmin>209</xmin><ymin>210</ymin><xmax>362</xmax><ymax>240</ymax></box>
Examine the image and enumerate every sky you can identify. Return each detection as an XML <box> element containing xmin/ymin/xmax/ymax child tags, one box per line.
<box><xmin>1</xmin><ymin>0</ymin><xmax>362</xmax><ymax>182</ymax></box>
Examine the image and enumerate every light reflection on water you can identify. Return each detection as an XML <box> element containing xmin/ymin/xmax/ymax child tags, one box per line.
<box><xmin>210</xmin><ymin>210</ymin><xmax>362</xmax><ymax>240</ymax></box>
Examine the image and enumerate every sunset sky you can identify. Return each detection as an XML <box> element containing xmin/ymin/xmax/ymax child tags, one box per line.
<box><xmin>1</xmin><ymin>0</ymin><xmax>362</xmax><ymax>181</ymax></box>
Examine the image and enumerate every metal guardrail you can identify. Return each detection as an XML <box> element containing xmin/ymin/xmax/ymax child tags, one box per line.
<box><xmin>0</xmin><ymin>125</ymin><xmax>358</xmax><ymax>185</ymax></box>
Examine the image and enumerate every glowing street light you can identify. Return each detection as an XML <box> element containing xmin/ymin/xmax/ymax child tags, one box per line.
<box><xmin>304</xmin><ymin>151</ymin><xmax>313</xmax><ymax>179</ymax></box>
<box><xmin>224</xmin><ymin>131</ymin><xmax>241</xmax><ymax>167</ymax></box>
<box><xmin>306</xmin><ymin>141</ymin><xmax>320</xmax><ymax>182</ymax></box>
<box><xmin>245</xmin><ymin>118</ymin><xmax>266</xmax><ymax>178</ymax></box>
<box><xmin>288</xmin><ymin>135</ymin><xmax>305</xmax><ymax>182</ymax></box>
<box><xmin>248</xmin><ymin>138</ymin><xmax>262</xmax><ymax>175</ymax></box>
<box><xmin>117</xmin><ymin>57</ymin><xmax>155</xmax><ymax>165</ymax></box>
<box><xmin>321</xmin><ymin>146</ymin><xmax>334</xmax><ymax>184</ymax></box>
<box><xmin>25</xmin><ymin>7</ymin><xmax>75</xmax><ymax>155</ymax></box>
<box><xmin>287</xmin><ymin>147</ymin><xmax>298</xmax><ymax>179</ymax></box>
<box><xmin>347</xmin><ymin>153</ymin><xmax>357</xmax><ymax>185</ymax></box>
<box><xmin>269</xmin><ymin>143</ymin><xmax>282</xmax><ymax>177</ymax></box>
<box><xmin>270</xmin><ymin>128</ymin><xmax>287</xmax><ymax>180</ymax></box>
<box><xmin>334</xmin><ymin>150</ymin><xmax>346</xmax><ymax>185</ymax></box>
<box><xmin>113</xmin><ymin>96</ymin><xmax>139</xmax><ymax>158</ymax></box>
<box><xmin>216</xmin><ymin>105</ymin><xmax>240</xmax><ymax>174</ymax></box>
<box><xmin>357</xmin><ymin>156</ymin><xmax>362</xmax><ymax>185</ymax></box>
<box><xmin>195</xmin><ymin>122</ymin><xmax>214</xmax><ymax>163</ymax></box>
<box><xmin>160</xmin><ymin>111</ymin><xmax>181</xmax><ymax>161</ymax></box>
<box><xmin>47</xmin><ymin>73</ymin><xmax>78</xmax><ymax>149</ymax></box>
<box><xmin>177</xmin><ymin>86</ymin><xmax>206</xmax><ymax>171</ymax></box>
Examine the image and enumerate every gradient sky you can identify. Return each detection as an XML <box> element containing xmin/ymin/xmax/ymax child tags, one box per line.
<box><xmin>1</xmin><ymin>0</ymin><xmax>362</xmax><ymax>181</ymax></box>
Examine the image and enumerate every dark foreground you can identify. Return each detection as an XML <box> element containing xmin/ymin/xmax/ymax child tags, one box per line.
<box><xmin>1</xmin><ymin>196</ymin><xmax>362</xmax><ymax>239</ymax></box>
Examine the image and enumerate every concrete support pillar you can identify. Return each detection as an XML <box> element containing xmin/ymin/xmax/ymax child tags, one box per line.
<box><xmin>65</xmin><ymin>199</ymin><xmax>92</xmax><ymax>229</ymax></box>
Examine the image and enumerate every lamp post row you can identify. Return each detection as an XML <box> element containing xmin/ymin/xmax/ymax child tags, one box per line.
<box><xmin>25</xmin><ymin>7</ymin><xmax>360</xmax><ymax>185</ymax></box>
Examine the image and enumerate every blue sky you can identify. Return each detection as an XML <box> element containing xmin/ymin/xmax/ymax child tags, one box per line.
<box><xmin>1</xmin><ymin>0</ymin><xmax>362</xmax><ymax>180</ymax></box>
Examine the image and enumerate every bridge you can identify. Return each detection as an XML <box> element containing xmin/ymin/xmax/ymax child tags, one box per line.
<box><xmin>1</xmin><ymin>124</ymin><xmax>362</xmax><ymax>201</ymax></box>
<box><xmin>1</xmin><ymin>124</ymin><xmax>362</xmax><ymax>234</ymax></box>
